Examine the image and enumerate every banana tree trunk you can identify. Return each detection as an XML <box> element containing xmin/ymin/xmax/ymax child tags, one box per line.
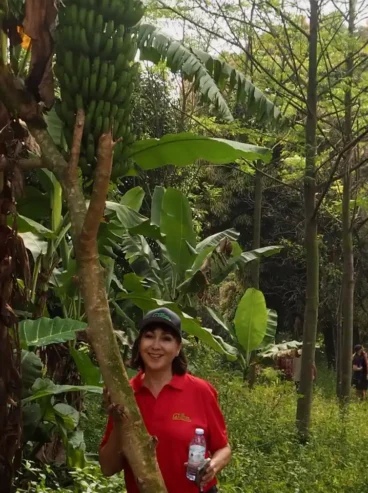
<box><xmin>0</xmin><ymin>170</ymin><xmax>29</xmax><ymax>493</ymax></box>
<box><xmin>296</xmin><ymin>0</ymin><xmax>319</xmax><ymax>441</ymax></box>
<box><xmin>29</xmin><ymin>113</ymin><xmax>167</xmax><ymax>492</ymax></box>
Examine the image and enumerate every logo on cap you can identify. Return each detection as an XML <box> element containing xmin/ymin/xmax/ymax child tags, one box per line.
<box><xmin>151</xmin><ymin>311</ymin><xmax>172</xmax><ymax>322</ymax></box>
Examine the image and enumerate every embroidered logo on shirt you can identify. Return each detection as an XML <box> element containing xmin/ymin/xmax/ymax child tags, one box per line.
<box><xmin>172</xmin><ymin>413</ymin><xmax>191</xmax><ymax>422</ymax></box>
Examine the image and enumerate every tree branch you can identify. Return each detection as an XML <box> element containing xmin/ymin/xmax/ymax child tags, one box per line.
<box><xmin>317</xmin><ymin>126</ymin><xmax>368</xmax><ymax>174</ymax></box>
<box><xmin>314</xmin><ymin>133</ymin><xmax>368</xmax><ymax>219</ymax></box>
<box><xmin>264</xmin><ymin>0</ymin><xmax>310</xmax><ymax>39</ymax></box>
<box><xmin>79</xmin><ymin>132</ymin><xmax>114</xmax><ymax>248</ymax></box>
<box><xmin>0</xmin><ymin>157</ymin><xmax>48</xmax><ymax>171</ymax></box>
<box><xmin>69</xmin><ymin>109</ymin><xmax>85</xmax><ymax>176</ymax></box>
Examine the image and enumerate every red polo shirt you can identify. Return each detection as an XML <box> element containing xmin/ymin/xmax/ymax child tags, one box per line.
<box><xmin>100</xmin><ymin>372</ymin><xmax>228</xmax><ymax>493</ymax></box>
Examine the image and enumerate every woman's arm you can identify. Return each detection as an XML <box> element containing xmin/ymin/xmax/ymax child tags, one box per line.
<box><xmin>200</xmin><ymin>444</ymin><xmax>231</xmax><ymax>488</ymax></box>
<box><xmin>99</xmin><ymin>420</ymin><xmax>125</xmax><ymax>476</ymax></box>
<box><xmin>99</xmin><ymin>389</ymin><xmax>126</xmax><ymax>476</ymax></box>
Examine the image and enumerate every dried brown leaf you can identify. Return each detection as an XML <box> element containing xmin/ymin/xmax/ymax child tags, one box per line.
<box><xmin>24</xmin><ymin>0</ymin><xmax>57</xmax><ymax>107</ymax></box>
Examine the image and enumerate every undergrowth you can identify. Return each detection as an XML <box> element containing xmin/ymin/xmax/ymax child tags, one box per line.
<box><xmin>18</xmin><ymin>344</ymin><xmax>368</xmax><ymax>493</ymax></box>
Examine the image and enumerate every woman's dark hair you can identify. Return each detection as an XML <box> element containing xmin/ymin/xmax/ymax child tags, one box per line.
<box><xmin>130</xmin><ymin>324</ymin><xmax>187</xmax><ymax>375</ymax></box>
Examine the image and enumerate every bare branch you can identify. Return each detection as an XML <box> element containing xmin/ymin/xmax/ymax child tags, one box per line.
<box><xmin>0</xmin><ymin>157</ymin><xmax>47</xmax><ymax>171</ymax></box>
<box><xmin>244</xmin><ymin>160</ymin><xmax>301</xmax><ymax>191</ymax></box>
<box><xmin>79</xmin><ymin>132</ymin><xmax>114</xmax><ymax>248</ymax></box>
<box><xmin>69</xmin><ymin>109</ymin><xmax>85</xmax><ymax>176</ymax></box>
<box><xmin>316</xmin><ymin>17</ymin><xmax>345</xmax><ymax>66</ymax></box>
<box><xmin>314</xmin><ymin>130</ymin><xmax>368</xmax><ymax>217</ymax></box>
<box><xmin>18</xmin><ymin>158</ymin><xmax>46</xmax><ymax>170</ymax></box>
<box><xmin>318</xmin><ymin>40</ymin><xmax>368</xmax><ymax>85</ymax></box>
<box><xmin>264</xmin><ymin>0</ymin><xmax>310</xmax><ymax>38</ymax></box>
<box><xmin>317</xmin><ymin>126</ymin><xmax>368</xmax><ymax>173</ymax></box>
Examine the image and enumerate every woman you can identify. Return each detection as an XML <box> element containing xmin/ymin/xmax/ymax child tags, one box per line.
<box><xmin>99</xmin><ymin>307</ymin><xmax>231</xmax><ymax>493</ymax></box>
<box><xmin>352</xmin><ymin>344</ymin><xmax>368</xmax><ymax>400</ymax></box>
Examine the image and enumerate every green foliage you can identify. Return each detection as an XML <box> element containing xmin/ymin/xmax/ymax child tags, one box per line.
<box><xmin>110</xmin><ymin>186</ymin><xmax>281</xmax><ymax>359</ymax></box>
<box><xmin>137</xmin><ymin>24</ymin><xmax>281</xmax><ymax>124</ymax></box>
<box><xmin>160</xmin><ymin>187</ymin><xmax>196</xmax><ymax>273</ymax></box>
<box><xmin>192</xmin><ymin>347</ymin><xmax>368</xmax><ymax>493</ymax></box>
<box><xmin>35</xmin><ymin>346</ymin><xmax>368</xmax><ymax>493</ymax></box>
<box><xmin>19</xmin><ymin>318</ymin><xmax>87</xmax><ymax>349</ymax></box>
<box><xmin>15</xmin><ymin>462</ymin><xmax>126</xmax><ymax>493</ymax></box>
<box><xmin>128</xmin><ymin>132</ymin><xmax>272</xmax><ymax>170</ymax></box>
<box><xmin>22</xmin><ymin>379</ymin><xmax>102</xmax><ymax>404</ymax></box>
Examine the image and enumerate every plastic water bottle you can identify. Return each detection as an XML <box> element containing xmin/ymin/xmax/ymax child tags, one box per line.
<box><xmin>186</xmin><ymin>428</ymin><xmax>206</xmax><ymax>481</ymax></box>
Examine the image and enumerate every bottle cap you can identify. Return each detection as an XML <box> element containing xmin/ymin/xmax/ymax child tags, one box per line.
<box><xmin>195</xmin><ymin>428</ymin><xmax>204</xmax><ymax>435</ymax></box>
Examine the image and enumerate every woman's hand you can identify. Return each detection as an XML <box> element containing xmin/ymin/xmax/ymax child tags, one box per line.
<box><xmin>103</xmin><ymin>388</ymin><xmax>126</xmax><ymax>422</ymax></box>
<box><xmin>199</xmin><ymin>444</ymin><xmax>231</xmax><ymax>488</ymax></box>
<box><xmin>200</xmin><ymin>459</ymin><xmax>218</xmax><ymax>488</ymax></box>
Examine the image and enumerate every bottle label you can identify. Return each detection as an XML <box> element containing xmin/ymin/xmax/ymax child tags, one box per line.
<box><xmin>188</xmin><ymin>444</ymin><xmax>206</xmax><ymax>466</ymax></box>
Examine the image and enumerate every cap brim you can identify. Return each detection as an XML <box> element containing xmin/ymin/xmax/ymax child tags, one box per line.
<box><xmin>139</xmin><ymin>317</ymin><xmax>182</xmax><ymax>340</ymax></box>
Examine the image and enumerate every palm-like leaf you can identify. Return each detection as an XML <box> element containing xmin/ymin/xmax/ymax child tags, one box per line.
<box><xmin>137</xmin><ymin>24</ymin><xmax>281</xmax><ymax>124</ymax></box>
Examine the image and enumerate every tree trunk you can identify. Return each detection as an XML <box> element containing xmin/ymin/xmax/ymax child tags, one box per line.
<box><xmin>248</xmin><ymin>166</ymin><xmax>263</xmax><ymax>388</ymax></box>
<box><xmin>0</xmin><ymin>166</ymin><xmax>30</xmax><ymax>493</ymax></box>
<box><xmin>340</xmin><ymin>164</ymin><xmax>354</xmax><ymax>402</ymax></box>
<box><xmin>335</xmin><ymin>284</ymin><xmax>343</xmax><ymax>397</ymax></box>
<box><xmin>340</xmin><ymin>0</ymin><xmax>356</xmax><ymax>404</ymax></box>
<box><xmin>296</xmin><ymin>0</ymin><xmax>319</xmax><ymax>441</ymax></box>
<box><xmin>250</xmin><ymin>166</ymin><xmax>262</xmax><ymax>290</ymax></box>
<box><xmin>29</xmin><ymin>115</ymin><xmax>167</xmax><ymax>492</ymax></box>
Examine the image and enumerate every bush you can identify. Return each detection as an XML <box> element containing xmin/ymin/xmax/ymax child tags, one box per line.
<box><xmin>15</xmin><ymin>462</ymin><xmax>126</xmax><ymax>493</ymax></box>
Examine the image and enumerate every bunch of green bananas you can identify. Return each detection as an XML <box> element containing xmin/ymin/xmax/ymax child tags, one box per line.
<box><xmin>54</xmin><ymin>0</ymin><xmax>144</xmax><ymax>178</ymax></box>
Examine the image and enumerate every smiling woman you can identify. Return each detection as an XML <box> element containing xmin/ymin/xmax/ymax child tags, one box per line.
<box><xmin>99</xmin><ymin>308</ymin><xmax>231</xmax><ymax>493</ymax></box>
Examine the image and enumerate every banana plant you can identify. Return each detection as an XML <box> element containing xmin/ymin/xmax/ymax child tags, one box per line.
<box><xmin>137</xmin><ymin>24</ymin><xmax>282</xmax><ymax>126</ymax></box>
<box><xmin>18</xmin><ymin>182</ymin><xmax>280</xmax><ymax>362</ymax></box>
<box><xmin>102</xmin><ymin>185</ymin><xmax>281</xmax><ymax>360</ymax></box>
<box><xmin>16</xmin><ymin>168</ymin><xmax>72</xmax><ymax>318</ymax></box>
<box><xmin>20</xmin><ymin>343</ymin><xmax>98</xmax><ymax>468</ymax></box>
<box><xmin>206</xmin><ymin>288</ymin><xmax>279</xmax><ymax>372</ymax></box>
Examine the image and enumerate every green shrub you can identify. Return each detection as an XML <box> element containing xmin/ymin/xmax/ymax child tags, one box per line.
<box><xmin>15</xmin><ymin>461</ymin><xmax>126</xmax><ymax>493</ymax></box>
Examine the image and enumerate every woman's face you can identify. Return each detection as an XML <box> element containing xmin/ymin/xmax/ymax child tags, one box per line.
<box><xmin>139</xmin><ymin>326</ymin><xmax>181</xmax><ymax>373</ymax></box>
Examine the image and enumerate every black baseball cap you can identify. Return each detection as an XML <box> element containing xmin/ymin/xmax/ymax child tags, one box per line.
<box><xmin>140</xmin><ymin>308</ymin><xmax>182</xmax><ymax>340</ymax></box>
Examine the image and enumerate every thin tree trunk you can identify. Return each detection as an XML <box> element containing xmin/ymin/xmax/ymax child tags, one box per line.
<box><xmin>250</xmin><ymin>166</ymin><xmax>262</xmax><ymax>290</ymax></box>
<box><xmin>340</xmin><ymin>0</ymin><xmax>356</xmax><ymax>403</ymax></box>
<box><xmin>29</xmin><ymin>113</ymin><xmax>167</xmax><ymax>492</ymax></box>
<box><xmin>335</xmin><ymin>284</ymin><xmax>343</xmax><ymax>397</ymax></box>
<box><xmin>296</xmin><ymin>0</ymin><xmax>319</xmax><ymax>441</ymax></box>
<box><xmin>248</xmin><ymin>166</ymin><xmax>263</xmax><ymax>388</ymax></box>
<box><xmin>340</xmin><ymin>162</ymin><xmax>354</xmax><ymax>401</ymax></box>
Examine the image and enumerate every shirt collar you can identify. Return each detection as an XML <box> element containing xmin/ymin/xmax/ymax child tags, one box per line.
<box><xmin>131</xmin><ymin>371</ymin><xmax>186</xmax><ymax>393</ymax></box>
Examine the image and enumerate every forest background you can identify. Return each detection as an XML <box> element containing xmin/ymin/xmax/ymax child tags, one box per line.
<box><xmin>1</xmin><ymin>0</ymin><xmax>368</xmax><ymax>491</ymax></box>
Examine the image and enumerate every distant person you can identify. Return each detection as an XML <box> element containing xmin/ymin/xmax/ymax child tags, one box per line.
<box><xmin>352</xmin><ymin>344</ymin><xmax>368</xmax><ymax>400</ymax></box>
<box><xmin>276</xmin><ymin>351</ymin><xmax>293</xmax><ymax>380</ymax></box>
<box><xmin>292</xmin><ymin>349</ymin><xmax>317</xmax><ymax>392</ymax></box>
